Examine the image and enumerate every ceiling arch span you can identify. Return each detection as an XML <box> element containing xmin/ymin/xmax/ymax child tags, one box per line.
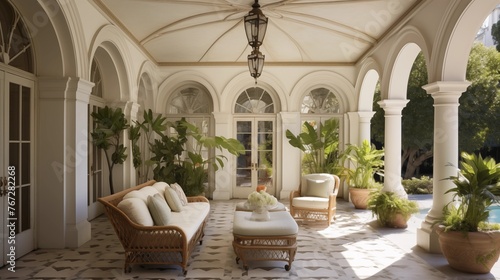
<box><xmin>355</xmin><ymin>57</ymin><xmax>382</xmax><ymax>112</ymax></box>
<box><xmin>157</xmin><ymin>71</ymin><xmax>220</xmax><ymax>113</ymax></box>
<box><xmin>431</xmin><ymin>0</ymin><xmax>499</xmax><ymax>82</ymax></box>
<box><xmin>89</xmin><ymin>24</ymin><xmax>133</xmax><ymax>102</ymax></box>
<box><xmin>220</xmin><ymin>71</ymin><xmax>288</xmax><ymax>113</ymax></box>
<box><xmin>135</xmin><ymin>60</ymin><xmax>158</xmax><ymax>111</ymax></box>
<box><xmin>379</xmin><ymin>25</ymin><xmax>427</xmax><ymax>100</ymax></box>
<box><xmin>290</xmin><ymin>71</ymin><xmax>355</xmax><ymax>112</ymax></box>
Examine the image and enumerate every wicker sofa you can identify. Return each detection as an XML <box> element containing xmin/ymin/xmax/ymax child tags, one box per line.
<box><xmin>97</xmin><ymin>180</ymin><xmax>210</xmax><ymax>275</ymax></box>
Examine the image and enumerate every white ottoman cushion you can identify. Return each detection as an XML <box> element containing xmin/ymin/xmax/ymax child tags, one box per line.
<box><xmin>233</xmin><ymin>211</ymin><xmax>298</xmax><ymax>236</ymax></box>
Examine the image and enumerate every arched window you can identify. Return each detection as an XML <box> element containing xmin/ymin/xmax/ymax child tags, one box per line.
<box><xmin>168</xmin><ymin>87</ymin><xmax>212</xmax><ymax>114</ymax></box>
<box><xmin>301</xmin><ymin>88</ymin><xmax>339</xmax><ymax>114</ymax></box>
<box><xmin>0</xmin><ymin>1</ymin><xmax>34</xmax><ymax>73</ymax></box>
<box><xmin>235</xmin><ymin>87</ymin><xmax>274</xmax><ymax>113</ymax></box>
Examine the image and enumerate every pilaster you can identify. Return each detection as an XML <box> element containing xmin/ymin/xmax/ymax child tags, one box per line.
<box><xmin>279</xmin><ymin>112</ymin><xmax>301</xmax><ymax>200</ymax></box>
<box><xmin>212</xmin><ymin>112</ymin><xmax>232</xmax><ymax>200</ymax></box>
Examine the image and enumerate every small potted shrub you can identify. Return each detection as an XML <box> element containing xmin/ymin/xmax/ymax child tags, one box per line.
<box><xmin>436</xmin><ymin>152</ymin><xmax>500</xmax><ymax>274</ymax></box>
<box><xmin>340</xmin><ymin>140</ymin><xmax>384</xmax><ymax>209</ymax></box>
<box><xmin>367</xmin><ymin>190</ymin><xmax>419</xmax><ymax>228</ymax></box>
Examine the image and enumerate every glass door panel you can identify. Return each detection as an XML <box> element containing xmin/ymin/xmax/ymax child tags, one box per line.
<box><xmin>233</xmin><ymin>118</ymin><xmax>274</xmax><ymax>198</ymax></box>
<box><xmin>88</xmin><ymin>102</ymin><xmax>105</xmax><ymax>220</ymax></box>
<box><xmin>0</xmin><ymin>72</ymin><xmax>35</xmax><ymax>265</ymax></box>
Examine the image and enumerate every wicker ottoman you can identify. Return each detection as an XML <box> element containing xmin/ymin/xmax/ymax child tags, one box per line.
<box><xmin>232</xmin><ymin>211</ymin><xmax>298</xmax><ymax>271</ymax></box>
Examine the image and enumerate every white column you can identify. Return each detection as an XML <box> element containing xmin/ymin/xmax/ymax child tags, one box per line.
<box><xmin>358</xmin><ymin>111</ymin><xmax>375</xmax><ymax>144</ymax></box>
<box><xmin>279</xmin><ymin>112</ymin><xmax>301</xmax><ymax>200</ymax></box>
<box><xmin>212</xmin><ymin>112</ymin><xmax>232</xmax><ymax>200</ymax></box>
<box><xmin>417</xmin><ymin>81</ymin><xmax>469</xmax><ymax>253</ymax></box>
<box><xmin>37</xmin><ymin>77</ymin><xmax>93</xmax><ymax>248</ymax></box>
<box><xmin>378</xmin><ymin>100</ymin><xmax>409</xmax><ymax>198</ymax></box>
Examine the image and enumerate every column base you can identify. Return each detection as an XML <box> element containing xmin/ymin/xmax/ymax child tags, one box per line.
<box><xmin>416</xmin><ymin>219</ymin><xmax>442</xmax><ymax>254</ymax></box>
<box><xmin>65</xmin><ymin>220</ymin><xmax>91</xmax><ymax>248</ymax></box>
<box><xmin>213</xmin><ymin>189</ymin><xmax>231</xmax><ymax>200</ymax></box>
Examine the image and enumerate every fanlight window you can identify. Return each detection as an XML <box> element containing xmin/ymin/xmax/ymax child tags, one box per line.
<box><xmin>301</xmin><ymin>88</ymin><xmax>339</xmax><ymax>114</ymax></box>
<box><xmin>0</xmin><ymin>1</ymin><xmax>33</xmax><ymax>73</ymax></box>
<box><xmin>168</xmin><ymin>87</ymin><xmax>212</xmax><ymax>114</ymax></box>
<box><xmin>235</xmin><ymin>87</ymin><xmax>274</xmax><ymax>113</ymax></box>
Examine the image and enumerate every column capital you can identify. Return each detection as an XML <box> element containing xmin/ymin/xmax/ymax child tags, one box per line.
<box><xmin>357</xmin><ymin>111</ymin><xmax>375</xmax><ymax>122</ymax></box>
<box><xmin>422</xmin><ymin>81</ymin><xmax>470</xmax><ymax>105</ymax></box>
<box><xmin>212</xmin><ymin>112</ymin><xmax>231</xmax><ymax>124</ymax></box>
<box><xmin>377</xmin><ymin>99</ymin><xmax>409</xmax><ymax>115</ymax></box>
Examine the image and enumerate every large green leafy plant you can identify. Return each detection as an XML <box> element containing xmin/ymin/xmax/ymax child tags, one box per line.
<box><xmin>91</xmin><ymin>106</ymin><xmax>129</xmax><ymax>194</ymax></box>
<box><xmin>130</xmin><ymin>110</ymin><xmax>244</xmax><ymax>196</ymax></box>
<box><xmin>440</xmin><ymin>152</ymin><xmax>500</xmax><ymax>232</ymax></box>
<box><xmin>285</xmin><ymin>118</ymin><xmax>341</xmax><ymax>174</ymax></box>
<box><xmin>340</xmin><ymin>139</ymin><xmax>384</xmax><ymax>189</ymax></box>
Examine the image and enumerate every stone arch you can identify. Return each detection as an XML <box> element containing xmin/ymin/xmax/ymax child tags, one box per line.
<box><xmin>89</xmin><ymin>25</ymin><xmax>133</xmax><ymax>102</ymax></box>
<box><xmin>355</xmin><ymin>57</ymin><xmax>382</xmax><ymax>112</ymax></box>
<box><xmin>136</xmin><ymin>61</ymin><xmax>158</xmax><ymax>112</ymax></box>
<box><xmin>290</xmin><ymin>71</ymin><xmax>354</xmax><ymax>112</ymax></box>
<box><xmin>381</xmin><ymin>25</ymin><xmax>428</xmax><ymax>100</ymax></box>
<box><xmin>13</xmin><ymin>1</ymin><xmax>77</xmax><ymax>77</ymax></box>
<box><xmin>431</xmin><ymin>0</ymin><xmax>499</xmax><ymax>82</ymax></box>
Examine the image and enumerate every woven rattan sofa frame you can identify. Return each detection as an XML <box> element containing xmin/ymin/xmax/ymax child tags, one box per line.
<box><xmin>97</xmin><ymin>180</ymin><xmax>209</xmax><ymax>275</ymax></box>
<box><xmin>289</xmin><ymin>174</ymin><xmax>340</xmax><ymax>225</ymax></box>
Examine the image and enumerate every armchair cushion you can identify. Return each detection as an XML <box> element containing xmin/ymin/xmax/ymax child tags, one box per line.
<box><xmin>304</xmin><ymin>178</ymin><xmax>330</xmax><ymax>198</ymax></box>
<box><xmin>292</xmin><ymin>196</ymin><xmax>329</xmax><ymax>209</ymax></box>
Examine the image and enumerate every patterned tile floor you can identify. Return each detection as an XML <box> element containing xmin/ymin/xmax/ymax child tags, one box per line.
<box><xmin>1</xmin><ymin>196</ymin><xmax>499</xmax><ymax>279</ymax></box>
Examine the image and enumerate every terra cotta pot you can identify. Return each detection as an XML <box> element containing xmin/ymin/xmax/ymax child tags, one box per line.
<box><xmin>437</xmin><ymin>226</ymin><xmax>500</xmax><ymax>274</ymax></box>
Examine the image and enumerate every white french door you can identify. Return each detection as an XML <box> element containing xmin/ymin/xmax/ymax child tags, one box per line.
<box><xmin>0</xmin><ymin>71</ymin><xmax>35</xmax><ymax>265</ymax></box>
<box><xmin>233</xmin><ymin>118</ymin><xmax>275</xmax><ymax>198</ymax></box>
<box><xmin>87</xmin><ymin>100</ymin><xmax>105</xmax><ymax>220</ymax></box>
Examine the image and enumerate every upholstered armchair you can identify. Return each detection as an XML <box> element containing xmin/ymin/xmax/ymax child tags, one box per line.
<box><xmin>289</xmin><ymin>173</ymin><xmax>340</xmax><ymax>225</ymax></box>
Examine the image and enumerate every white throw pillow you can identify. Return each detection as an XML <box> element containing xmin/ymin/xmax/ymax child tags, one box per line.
<box><xmin>305</xmin><ymin>179</ymin><xmax>330</xmax><ymax>198</ymax></box>
<box><xmin>170</xmin><ymin>183</ymin><xmax>188</xmax><ymax>206</ymax></box>
<box><xmin>164</xmin><ymin>187</ymin><xmax>184</xmax><ymax>212</ymax></box>
<box><xmin>152</xmin><ymin>182</ymin><xmax>169</xmax><ymax>196</ymax></box>
<box><xmin>117</xmin><ymin>197</ymin><xmax>154</xmax><ymax>226</ymax></box>
<box><xmin>147</xmin><ymin>193</ymin><xmax>171</xmax><ymax>226</ymax></box>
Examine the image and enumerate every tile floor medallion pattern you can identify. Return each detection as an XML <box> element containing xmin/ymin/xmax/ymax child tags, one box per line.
<box><xmin>0</xmin><ymin>196</ymin><xmax>499</xmax><ymax>279</ymax></box>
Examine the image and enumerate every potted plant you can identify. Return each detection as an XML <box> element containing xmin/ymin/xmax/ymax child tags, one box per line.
<box><xmin>91</xmin><ymin>106</ymin><xmax>129</xmax><ymax>194</ymax></box>
<box><xmin>436</xmin><ymin>152</ymin><xmax>500</xmax><ymax>274</ymax></box>
<box><xmin>285</xmin><ymin>118</ymin><xmax>342</xmax><ymax>175</ymax></box>
<box><xmin>367</xmin><ymin>190</ymin><xmax>419</xmax><ymax>228</ymax></box>
<box><xmin>340</xmin><ymin>140</ymin><xmax>384</xmax><ymax>209</ymax></box>
<box><xmin>131</xmin><ymin>110</ymin><xmax>244</xmax><ymax>196</ymax></box>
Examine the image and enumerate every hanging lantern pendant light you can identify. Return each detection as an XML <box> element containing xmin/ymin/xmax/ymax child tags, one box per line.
<box><xmin>244</xmin><ymin>0</ymin><xmax>268</xmax><ymax>48</ymax></box>
<box><xmin>247</xmin><ymin>48</ymin><xmax>265</xmax><ymax>84</ymax></box>
<box><xmin>244</xmin><ymin>0</ymin><xmax>268</xmax><ymax>83</ymax></box>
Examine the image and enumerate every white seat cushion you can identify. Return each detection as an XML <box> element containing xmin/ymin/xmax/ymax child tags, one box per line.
<box><xmin>292</xmin><ymin>196</ymin><xmax>329</xmax><ymax>210</ymax></box>
<box><xmin>233</xmin><ymin>211</ymin><xmax>298</xmax><ymax>236</ymax></box>
<box><xmin>169</xmin><ymin>202</ymin><xmax>210</xmax><ymax>241</ymax></box>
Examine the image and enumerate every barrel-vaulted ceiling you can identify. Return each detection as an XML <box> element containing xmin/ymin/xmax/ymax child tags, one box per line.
<box><xmin>93</xmin><ymin>0</ymin><xmax>421</xmax><ymax>65</ymax></box>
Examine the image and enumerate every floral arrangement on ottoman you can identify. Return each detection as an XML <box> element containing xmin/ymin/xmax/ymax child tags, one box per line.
<box><xmin>246</xmin><ymin>189</ymin><xmax>278</xmax><ymax>221</ymax></box>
